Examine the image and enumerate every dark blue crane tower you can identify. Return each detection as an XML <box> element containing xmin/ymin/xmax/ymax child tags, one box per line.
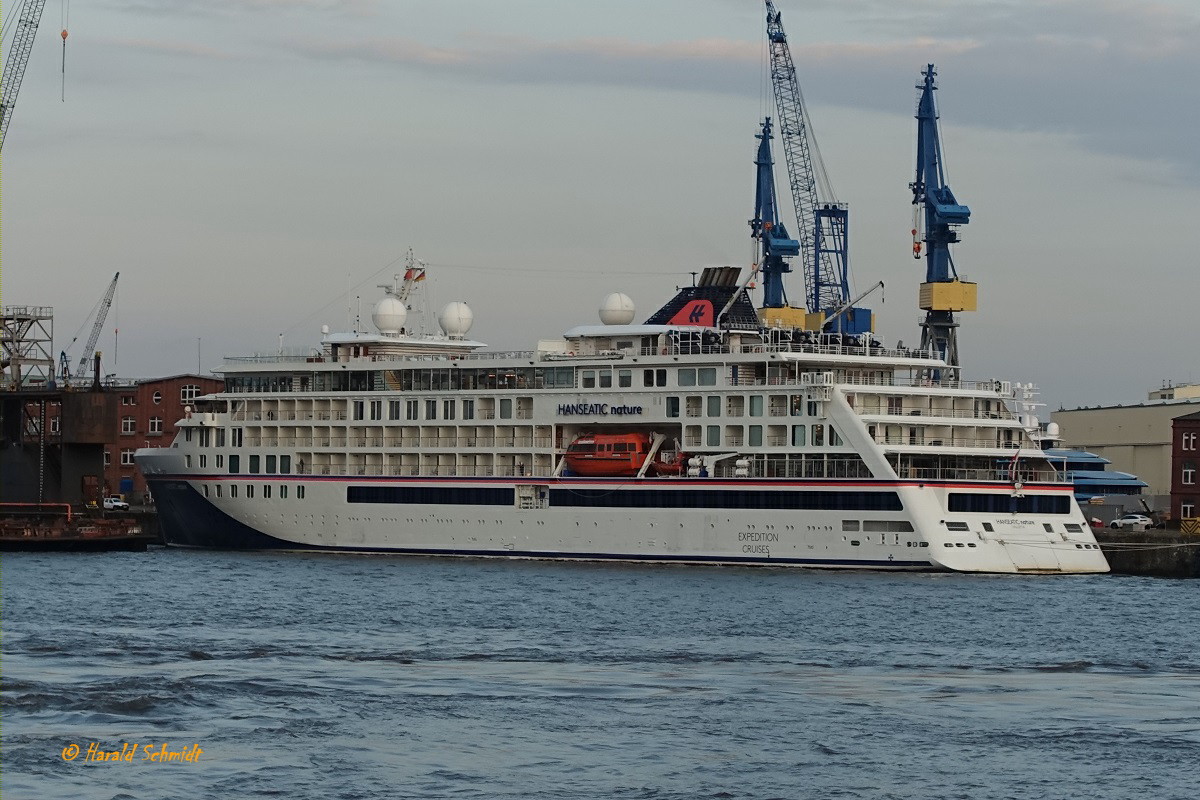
<box><xmin>911</xmin><ymin>64</ymin><xmax>975</xmax><ymax>372</ymax></box>
<box><xmin>752</xmin><ymin>1</ymin><xmax>871</xmax><ymax>336</ymax></box>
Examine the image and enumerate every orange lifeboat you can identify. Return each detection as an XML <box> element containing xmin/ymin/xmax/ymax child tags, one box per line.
<box><xmin>563</xmin><ymin>433</ymin><xmax>684</xmax><ymax>478</ymax></box>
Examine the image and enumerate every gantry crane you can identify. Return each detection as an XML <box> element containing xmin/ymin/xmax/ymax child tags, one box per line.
<box><xmin>760</xmin><ymin>1</ymin><xmax>871</xmax><ymax>335</ymax></box>
<box><xmin>72</xmin><ymin>272</ymin><xmax>120</xmax><ymax>380</ymax></box>
<box><xmin>0</xmin><ymin>0</ymin><xmax>49</xmax><ymax>152</ymax></box>
<box><xmin>911</xmin><ymin>64</ymin><xmax>974</xmax><ymax>371</ymax></box>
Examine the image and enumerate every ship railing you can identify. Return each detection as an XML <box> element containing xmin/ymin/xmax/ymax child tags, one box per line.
<box><xmin>296</xmin><ymin>464</ymin><xmax>552</xmax><ymax>478</ymax></box>
<box><xmin>894</xmin><ymin>466</ymin><xmax>1065</xmax><ymax>483</ymax></box>
<box><xmin>878</xmin><ymin>434</ymin><xmax>1031</xmax><ymax>449</ymax></box>
<box><xmin>459</xmin><ymin>351</ymin><xmax>538</xmax><ymax>361</ymax></box>
<box><xmin>857</xmin><ymin>408</ymin><xmax>1018</xmax><ymax>421</ymax></box>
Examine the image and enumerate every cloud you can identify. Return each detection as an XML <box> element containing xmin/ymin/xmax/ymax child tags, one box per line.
<box><xmin>105</xmin><ymin>38</ymin><xmax>237</xmax><ymax>60</ymax></box>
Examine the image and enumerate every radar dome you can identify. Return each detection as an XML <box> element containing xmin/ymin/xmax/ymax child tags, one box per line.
<box><xmin>372</xmin><ymin>296</ymin><xmax>408</xmax><ymax>335</ymax></box>
<box><xmin>439</xmin><ymin>301</ymin><xmax>474</xmax><ymax>338</ymax></box>
<box><xmin>599</xmin><ymin>292</ymin><xmax>636</xmax><ymax>325</ymax></box>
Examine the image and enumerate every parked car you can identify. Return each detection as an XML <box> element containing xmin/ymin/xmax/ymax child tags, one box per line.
<box><xmin>1110</xmin><ymin>513</ymin><xmax>1152</xmax><ymax>531</ymax></box>
<box><xmin>103</xmin><ymin>496</ymin><xmax>130</xmax><ymax>511</ymax></box>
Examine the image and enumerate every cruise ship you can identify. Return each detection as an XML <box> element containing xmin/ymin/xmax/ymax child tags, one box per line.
<box><xmin>136</xmin><ymin>263</ymin><xmax>1108</xmax><ymax>573</ymax></box>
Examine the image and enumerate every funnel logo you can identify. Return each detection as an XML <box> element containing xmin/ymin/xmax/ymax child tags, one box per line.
<box><xmin>668</xmin><ymin>300</ymin><xmax>714</xmax><ymax>326</ymax></box>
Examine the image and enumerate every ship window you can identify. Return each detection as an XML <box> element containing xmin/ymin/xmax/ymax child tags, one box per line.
<box><xmin>618</xmin><ymin>370</ymin><xmax>632</xmax><ymax>388</ymax></box>
<box><xmin>184</xmin><ymin>428</ymin><xmax>192</xmax><ymax>442</ymax></box>
<box><xmin>945</xmin><ymin>521</ymin><xmax>970</xmax><ymax>531</ymax></box>
<box><xmin>706</xmin><ymin>396</ymin><xmax>720</xmax><ymax>417</ymax></box>
<box><xmin>811</xmin><ymin>424</ymin><xmax>825</xmax><ymax>447</ymax></box>
<box><xmin>216</xmin><ymin>428</ymin><xmax>225</xmax><ymax>447</ymax></box>
<box><xmin>864</xmin><ymin>520</ymin><xmax>915</xmax><ymax>532</ymax></box>
<box><xmin>749</xmin><ymin>425</ymin><xmax>763</xmax><ymax>447</ymax></box>
<box><xmin>749</xmin><ymin>396</ymin><xmax>764</xmax><ymax>417</ymax></box>
<box><xmin>406</xmin><ymin>400</ymin><xmax>419</xmax><ymax>420</ymax></box>
<box><xmin>791</xmin><ymin>426</ymin><xmax>806</xmax><ymax>447</ymax></box>
<box><xmin>655</xmin><ymin>369</ymin><xmax>666</xmax><ymax>387</ymax></box>
<box><xmin>829</xmin><ymin>427</ymin><xmax>843</xmax><ymax>447</ymax></box>
<box><xmin>199</xmin><ymin>455</ymin><xmax>207</xmax><ymax>469</ymax></box>
<box><xmin>230</xmin><ymin>484</ymin><xmax>238</xmax><ymax>498</ymax></box>
<box><xmin>280</xmin><ymin>485</ymin><xmax>288</xmax><ymax>499</ymax></box>
<box><xmin>425</xmin><ymin>399</ymin><xmax>437</xmax><ymax>420</ymax></box>
<box><xmin>247</xmin><ymin>485</ymin><xmax>254</xmax><ymax>498</ymax></box>
<box><xmin>698</xmin><ymin>368</ymin><xmax>717</xmax><ymax>386</ymax></box>
<box><xmin>678</xmin><ymin>369</ymin><xmax>696</xmax><ymax>387</ymax></box>
<box><xmin>790</xmin><ymin>396</ymin><xmax>803</xmax><ymax>416</ymax></box>
<box><xmin>887</xmin><ymin>396</ymin><xmax>903</xmax><ymax>415</ymax></box>
<box><xmin>1044</xmin><ymin>523</ymin><xmax>1054</xmax><ymax>532</ymax></box>
<box><xmin>948</xmin><ymin>493</ymin><xmax>1071</xmax><ymax>514</ymax></box>
<box><xmin>352</xmin><ymin>400</ymin><xmax>364</xmax><ymax>421</ymax></box>
<box><xmin>666</xmin><ymin>397</ymin><xmax>680</xmax><ymax>418</ymax></box>
<box><xmin>599</xmin><ymin>370</ymin><xmax>613</xmax><ymax>388</ymax></box>
<box><xmin>462</xmin><ymin>399</ymin><xmax>475</xmax><ymax>420</ymax></box>
<box><xmin>249</xmin><ymin>455</ymin><xmax>260</xmax><ymax>474</ymax></box>
<box><xmin>370</xmin><ymin>400</ymin><xmax>382</xmax><ymax>421</ymax></box>
<box><xmin>231</xmin><ymin>428</ymin><xmax>243</xmax><ymax>447</ymax></box>
<box><xmin>297</xmin><ymin>485</ymin><xmax>306</xmax><ymax>499</ymax></box>
<box><xmin>643</xmin><ymin>370</ymin><xmax>654</xmax><ymax>387</ymax></box>
<box><xmin>706</xmin><ymin>426</ymin><xmax>720</xmax><ymax>446</ymax></box>
<box><xmin>229</xmin><ymin>455</ymin><xmax>240</xmax><ymax>473</ymax></box>
<box><xmin>842</xmin><ymin>520</ymin><xmax>860</xmax><ymax>531</ymax></box>
<box><xmin>582</xmin><ymin>371</ymin><xmax>597</xmax><ymax>389</ymax></box>
<box><xmin>266</xmin><ymin>455</ymin><xmax>277</xmax><ymax>474</ymax></box>
<box><xmin>203</xmin><ymin>484</ymin><xmax>209</xmax><ymax>497</ymax></box>
<box><xmin>264</xmin><ymin>485</ymin><xmax>272</xmax><ymax>499</ymax></box>
<box><xmin>499</xmin><ymin>399</ymin><xmax>513</xmax><ymax>419</ymax></box>
<box><xmin>215</xmin><ymin>484</ymin><xmax>223</xmax><ymax>498</ymax></box>
<box><xmin>983</xmin><ymin>522</ymin><xmax>994</xmax><ymax>532</ymax></box>
<box><xmin>280</xmin><ymin>455</ymin><xmax>291</xmax><ymax>474</ymax></box>
<box><xmin>443</xmin><ymin>399</ymin><xmax>456</xmax><ymax>420</ymax></box>
<box><xmin>388</xmin><ymin>400</ymin><xmax>402</xmax><ymax>420</ymax></box>
<box><xmin>807</xmin><ymin>400</ymin><xmax>819</xmax><ymax>417</ymax></box>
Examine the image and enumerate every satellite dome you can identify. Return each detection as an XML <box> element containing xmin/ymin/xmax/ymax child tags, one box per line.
<box><xmin>1045</xmin><ymin>422</ymin><xmax>1060</xmax><ymax>437</ymax></box>
<box><xmin>439</xmin><ymin>301</ymin><xmax>474</xmax><ymax>338</ymax></box>
<box><xmin>372</xmin><ymin>296</ymin><xmax>408</xmax><ymax>335</ymax></box>
<box><xmin>599</xmin><ymin>292</ymin><xmax>636</xmax><ymax>325</ymax></box>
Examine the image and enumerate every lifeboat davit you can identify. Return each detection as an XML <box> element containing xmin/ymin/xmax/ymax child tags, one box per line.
<box><xmin>563</xmin><ymin>433</ymin><xmax>684</xmax><ymax>478</ymax></box>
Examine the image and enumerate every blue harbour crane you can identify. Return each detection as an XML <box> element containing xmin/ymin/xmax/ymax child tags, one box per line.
<box><xmin>749</xmin><ymin>117</ymin><xmax>801</xmax><ymax>309</ymax></box>
<box><xmin>760</xmin><ymin>1</ymin><xmax>869</xmax><ymax>334</ymax></box>
<box><xmin>910</xmin><ymin>63</ymin><xmax>975</xmax><ymax>371</ymax></box>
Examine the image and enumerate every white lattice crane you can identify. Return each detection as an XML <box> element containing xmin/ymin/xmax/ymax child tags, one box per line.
<box><xmin>0</xmin><ymin>0</ymin><xmax>50</xmax><ymax>151</ymax></box>
<box><xmin>72</xmin><ymin>272</ymin><xmax>119</xmax><ymax>379</ymax></box>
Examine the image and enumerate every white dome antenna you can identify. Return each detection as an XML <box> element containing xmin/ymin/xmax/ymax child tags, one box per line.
<box><xmin>439</xmin><ymin>302</ymin><xmax>474</xmax><ymax>339</ymax></box>
<box><xmin>599</xmin><ymin>292</ymin><xmax>635</xmax><ymax>325</ymax></box>
<box><xmin>372</xmin><ymin>297</ymin><xmax>408</xmax><ymax>335</ymax></box>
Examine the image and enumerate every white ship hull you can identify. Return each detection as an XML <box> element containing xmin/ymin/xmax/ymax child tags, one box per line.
<box><xmin>139</xmin><ymin>451</ymin><xmax>1107</xmax><ymax>573</ymax></box>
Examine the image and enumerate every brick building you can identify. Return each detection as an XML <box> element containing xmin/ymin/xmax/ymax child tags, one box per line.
<box><xmin>1170</xmin><ymin>411</ymin><xmax>1200</xmax><ymax>524</ymax></box>
<box><xmin>103</xmin><ymin>374</ymin><xmax>224</xmax><ymax>498</ymax></box>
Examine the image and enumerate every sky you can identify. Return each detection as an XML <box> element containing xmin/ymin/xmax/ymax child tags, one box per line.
<box><xmin>2</xmin><ymin>0</ymin><xmax>1198</xmax><ymax>413</ymax></box>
